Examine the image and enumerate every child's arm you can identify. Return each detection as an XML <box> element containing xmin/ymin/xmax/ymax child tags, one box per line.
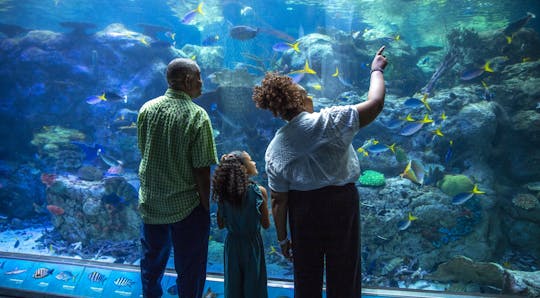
<box><xmin>259</xmin><ymin>186</ymin><xmax>270</xmax><ymax>229</ymax></box>
<box><xmin>217</xmin><ymin>208</ymin><xmax>225</xmax><ymax>229</ymax></box>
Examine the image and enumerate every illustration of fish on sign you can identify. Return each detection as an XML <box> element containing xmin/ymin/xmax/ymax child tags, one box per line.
<box><xmin>33</xmin><ymin>267</ymin><xmax>54</xmax><ymax>279</ymax></box>
<box><xmin>113</xmin><ymin>276</ymin><xmax>135</xmax><ymax>287</ymax></box>
<box><xmin>56</xmin><ymin>270</ymin><xmax>77</xmax><ymax>282</ymax></box>
<box><xmin>88</xmin><ymin>271</ymin><xmax>107</xmax><ymax>283</ymax></box>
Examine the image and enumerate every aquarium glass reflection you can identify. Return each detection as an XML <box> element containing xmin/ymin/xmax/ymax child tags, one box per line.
<box><xmin>1</xmin><ymin>0</ymin><xmax>540</xmax><ymax>296</ymax></box>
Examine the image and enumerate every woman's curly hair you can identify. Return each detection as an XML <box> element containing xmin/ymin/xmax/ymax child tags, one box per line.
<box><xmin>211</xmin><ymin>151</ymin><xmax>250</xmax><ymax>206</ymax></box>
<box><xmin>252</xmin><ymin>72</ymin><xmax>306</xmax><ymax>120</ymax></box>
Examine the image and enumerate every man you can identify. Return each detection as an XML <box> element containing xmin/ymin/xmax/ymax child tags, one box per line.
<box><xmin>137</xmin><ymin>58</ymin><xmax>218</xmax><ymax>298</ymax></box>
<box><xmin>252</xmin><ymin>46</ymin><xmax>388</xmax><ymax>298</ymax></box>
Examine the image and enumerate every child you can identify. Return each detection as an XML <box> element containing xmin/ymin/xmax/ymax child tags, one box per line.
<box><xmin>212</xmin><ymin>151</ymin><xmax>270</xmax><ymax>298</ymax></box>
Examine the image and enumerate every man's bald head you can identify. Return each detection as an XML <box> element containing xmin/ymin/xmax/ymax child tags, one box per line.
<box><xmin>166</xmin><ymin>58</ymin><xmax>201</xmax><ymax>91</ymax></box>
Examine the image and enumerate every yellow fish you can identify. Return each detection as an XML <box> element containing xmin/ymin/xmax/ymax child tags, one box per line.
<box><xmin>332</xmin><ymin>67</ymin><xmax>339</xmax><ymax>77</ymax></box>
<box><xmin>268</xmin><ymin>246</ymin><xmax>278</xmax><ymax>255</ymax></box>
<box><xmin>418</xmin><ymin>114</ymin><xmax>433</xmax><ymax>124</ymax></box>
<box><xmin>310</xmin><ymin>83</ymin><xmax>322</xmax><ymax>91</ymax></box>
<box><xmin>289</xmin><ymin>60</ymin><xmax>316</xmax><ymax>75</ymax></box>
<box><xmin>357</xmin><ymin>147</ymin><xmax>369</xmax><ymax>157</ymax></box>
<box><xmin>139</xmin><ymin>37</ymin><xmax>150</xmax><ymax>46</ymax></box>
<box><xmin>400</xmin><ymin>159</ymin><xmax>425</xmax><ymax>185</ymax></box>
<box><xmin>289</xmin><ymin>41</ymin><xmax>300</xmax><ymax>53</ymax></box>
<box><xmin>402</xmin><ymin>113</ymin><xmax>415</xmax><ymax>122</ymax></box>
<box><xmin>432</xmin><ymin>127</ymin><xmax>444</xmax><ymax>137</ymax></box>
<box><xmin>421</xmin><ymin>94</ymin><xmax>431</xmax><ymax>112</ymax></box>
<box><xmin>440</xmin><ymin>111</ymin><xmax>447</xmax><ymax>121</ymax></box>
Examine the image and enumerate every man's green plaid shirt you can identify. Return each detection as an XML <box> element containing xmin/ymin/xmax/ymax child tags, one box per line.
<box><xmin>137</xmin><ymin>89</ymin><xmax>218</xmax><ymax>224</ymax></box>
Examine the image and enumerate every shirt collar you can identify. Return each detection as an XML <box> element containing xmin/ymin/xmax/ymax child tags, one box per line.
<box><xmin>165</xmin><ymin>88</ymin><xmax>191</xmax><ymax>100</ymax></box>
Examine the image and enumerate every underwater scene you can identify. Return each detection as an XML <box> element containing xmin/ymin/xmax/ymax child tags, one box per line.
<box><xmin>1</xmin><ymin>0</ymin><xmax>540</xmax><ymax>296</ymax></box>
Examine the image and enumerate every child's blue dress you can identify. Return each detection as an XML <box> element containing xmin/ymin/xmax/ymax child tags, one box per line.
<box><xmin>219</xmin><ymin>182</ymin><xmax>268</xmax><ymax>298</ymax></box>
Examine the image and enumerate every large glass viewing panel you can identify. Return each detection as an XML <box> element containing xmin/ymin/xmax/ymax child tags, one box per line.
<box><xmin>1</xmin><ymin>0</ymin><xmax>539</xmax><ymax>296</ymax></box>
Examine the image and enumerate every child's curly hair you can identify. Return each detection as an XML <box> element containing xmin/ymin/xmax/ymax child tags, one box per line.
<box><xmin>211</xmin><ymin>151</ymin><xmax>250</xmax><ymax>206</ymax></box>
<box><xmin>252</xmin><ymin>72</ymin><xmax>306</xmax><ymax>120</ymax></box>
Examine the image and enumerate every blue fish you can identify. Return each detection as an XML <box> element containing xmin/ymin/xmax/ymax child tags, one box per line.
<box><xmin>444</xmin><ymin>140</ymin><xmax>453</xmax><ymax>164</ymax></box>
<box><xmin>399</xmin><ymin>122</ymin><xmax>424</xmax><ymax>136</ymax></box>
<box><xmin>181</xmin><ymin>3</ymin><xmax>204</xmax><ymax>24</ymax></box>
<box><xmin>366</xmin><ymin>143</ymin><xmax>391</xmax><ymax>154</ymax></box>
<box><xmin>86</xmin><ymin>92</ymin><xmax>127</xmax><ymax>104</ymax></box>
<box><xmin>289</xmin><ymin>73</ymin><xmax>304</xmax><ymax>84</ymax></box>
<box><xmin>209</xmin><ymin>103</ymin><xmax>218</xmax><ymax>112</ymax></box>
<box><xmin>398</xmin><ymin>213</ymin><xmax>418</xmax><ymax>231</ymax></box>
<box><xmin>71</xmin><ymin>142</ymin><xmax>104</xmax><ymax>162</ymax></box>
<box><xmin>452</xmin><ymin>192</ymin><xmax>475</xmax><ymax>205</ymax></box>
<box><xmin>384</xmin><ymin>119</ymin><xmax>403</xmax><ymax>130</ymax></box>
<box><xmin>272</xmin><ymin>41</ymin><xmax>300</xmax><ymax>53</ymax></box>
<box><xmin>403</xmin><ymin>97</ymin><xmax>424</xmax><ymax>108</ymax></box>
<box><xmin>452</xmin><ymin>185</ymin><xmax>486</xmax><ymax>205</ymax></box>
<box><xmin>202</xmin><ymin>34</ymin><xmax>219</xmax><ymax>46</ymax></box>
<box><xmin>102</xmin><ymin>193</ymin><xmax>128</xmax><ymax>206</ymax></box>
<box><xmin>272</xmin><ymin>42</ymin><xmax>291</xmax><ymax>52</ymax></box>
<box><xmin>460</xmin><ymin>68</ymin><xmax>485</xmax><ymax>81</ymax></box>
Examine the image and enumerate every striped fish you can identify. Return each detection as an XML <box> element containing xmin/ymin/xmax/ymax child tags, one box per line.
<box><xmin>88</xmin><ymin>271</ymin><xmax>106</xmax><ymax>283</ymax></box>
<box><xmin>114</xmin><ymin>276</ymin><xmax>134</xmax><ymax>287</ymax></box>
<box><xmin>33</xmin><ymin>267</ymin><xmax>54</xmax><ymax>279</ymax></box>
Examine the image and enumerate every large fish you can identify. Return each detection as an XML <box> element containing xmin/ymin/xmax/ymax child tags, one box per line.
<box><xmin>230</xmin><ymin>25</ymin><xmax>259</xmax><ymax>40</ymax></box>
<box><xmin>503</xmin><ymin>12</ymin><xmax>536</xmax><ymax>37</ymax></box>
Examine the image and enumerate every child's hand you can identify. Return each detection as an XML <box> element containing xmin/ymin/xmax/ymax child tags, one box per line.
<box><xmin>280</xmin><ymin>239</ymin><xmax>293</xmax><ymax>261</ymax></box>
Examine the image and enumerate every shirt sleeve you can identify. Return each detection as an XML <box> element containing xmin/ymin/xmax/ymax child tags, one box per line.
<box><xmin>266</xmin><ymin>160</ymin><xmax>289</xmax><ymax>192</ymax></box>
<box><xmin>191</xmin><ymin>110</ymin><xmax>218</xmax><ymax>168</ymax></box>
<box><xmin>136</xmin><ymin>108</ymin><xmax>147</xmax><ymax>152</ymax></box>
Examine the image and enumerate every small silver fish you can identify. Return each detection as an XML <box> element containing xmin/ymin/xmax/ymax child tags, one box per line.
<box><xmin>5</xmin><ymin>268</ymin><xmax>27</xmax><ymax>275</ymax></box>
<box><xmin>113</xmin><ymin>276</ymin><xmax>134</xmax><ymax>287</ymax></box>
<box><xmin>33</xmin><ymin>267</ymin><xmax>54</xmax><ymax>279</ymax></box>
<box><xmin>88</xmin><ymin>271</ymin><xmax>106</xmax><ymax>283</ymax></box>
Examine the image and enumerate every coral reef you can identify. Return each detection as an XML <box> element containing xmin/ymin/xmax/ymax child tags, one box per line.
<box><xmin>31</xmin><ymin>126</ymin><xmax>85</xmax><ymax>158</ymax></box>
<box><xmin>45</xmin><ymin>174</ymin><xmax>140</xmax><ymax>244</ymax></box>
<box><xmin>358</xmin><ymin>170</ymin><xmax>386</xmax><ymax>187</ymax></box>
<box><xmin>512</xmin><ymin>193</ymin><xmax>539</xmax><ymax>210</ymax></box>
<box><xmin>428</xmin><ymin>255</ymin><xmax>540</xmax><ymax>297</ymax></box>
<box><xmin>77</xmin><ymin>166</ymin><xmax>103</xmax><ymax>181</ymax></box>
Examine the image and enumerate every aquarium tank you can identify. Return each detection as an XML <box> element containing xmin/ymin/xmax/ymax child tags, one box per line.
<box><xmin>1</xmin><ymin>0</ymin><xmax>540</xmax><ymax>296</ymax></box>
